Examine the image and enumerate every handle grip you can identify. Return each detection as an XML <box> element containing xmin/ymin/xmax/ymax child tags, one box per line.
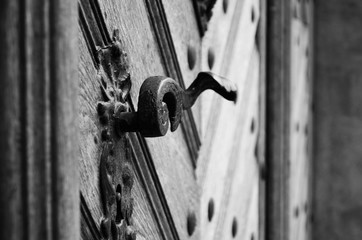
<box><xmin>116</xmin><ymin>72</ymin><xmax>238</xmax><ymax>137</ymax></box>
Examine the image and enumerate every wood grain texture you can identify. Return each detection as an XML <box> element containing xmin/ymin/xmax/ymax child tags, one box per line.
<box><xmin>160</xmin><ymin>0</ymin><xmax>203</xmax><ymax>134</ymax></box>
<box><xmin>257</xmin><ymin>1</ymin><xmax>267</xmax><ymax>239</ymax></box>
<box><xmin>199</xmin><ymin>0</ymin><xmax>251</xmax><ymax>139</ymax></box>
<box><xmin>197</xmin><ymin>0</ymin><xmax>261</xmax><ymax>184</ymax></box>
<box><xmin>161</xmin><ymin>0</ymin><xmax>247</xmax><ymax>138</ymax></box>
<box><xmin>212</xmin><ymin>47</ymin><xmax>260</xmax><ymax>240</ymax></box>
<box><xmin>195</xmin><ymin>0</ymin><xmax>262</xmax><ymax>239</ymax></box>
<box><xmin>98</xmin><ymin>0</ymin><xmax>200</xmax><ymax>237</ymax></box>
<box><xmin>144</xmin><ymin>0</ymin><xmax>201</xmax><ymax>164</ymax></box>
<box><xmin>78</xmin><ymin>30</ymin><xmax>170</xmax><ymax>240</ymax></box>
<box><xmin>313</xmin><ymin>0</ymin><xmax>362</xmax><ymax>239</ymax></box>
<box><xmin>289</xmin><ymin>1</ymin><xmax>313</xmax><ymax>239</ymax></box>
<box><xmin>0</xmin><ymin>0</ymin><xmax>79</xmax><ymax>239</ymax></box>
<box><xmin>266</xmin><ymin>1</ymin><xmax>313</xmax><ymax>240</ymax></box>
<box><xmin>265</xmin><ymin>1</ymin><xmax>292</xmax><ymax>239</ymax></box>
<box><xmin>78</xmin><ymin>1</ymin><xmax>199</xmax><ymax>239</ymax></box>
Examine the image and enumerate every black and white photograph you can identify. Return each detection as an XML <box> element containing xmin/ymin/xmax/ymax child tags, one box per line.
<box><xmin>0</xmin><ymin>0</ymin><xmax>360</xmax><ymax>239</ymax></box>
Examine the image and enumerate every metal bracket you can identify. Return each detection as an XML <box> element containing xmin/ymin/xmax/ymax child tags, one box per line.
<box><xmin>99</xmin><ymin>143</ymin><xmax>136</xmax><ymax>240</ymax></box>
<box><xmin>116</xmin><ymin>72</ymin><xmax>237</xmax><ymax>137</ymax></box>
<box><xmin>96</xmin><ymin>30</ymin><xmax>136</xmax><ymax>240</ymax></box>
<box><xmin>97</xmin><ymin>29</ymin><xmax>131</xmax><ymax>131</ymax></box>
<box><xmin>192</xmin><ymin>0</ymin><xmax>217</xmax><ymax>36</ymax></box>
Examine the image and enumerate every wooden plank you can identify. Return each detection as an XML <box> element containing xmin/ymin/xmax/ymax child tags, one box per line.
<box><xmin>266</xmin><ymin>0</ymin><xmax>313</xmax><ymax>240</ymax></box>
<box><xmin>144</xmin><ymin>0</ymin><xmax>201</xmax><ymax>163</ymax></box>
<box><xmin>289</xmin><ymin>1</ymin><xmax>313</xmax><ymax>240</ymax></box>
<box><xmin>199</xmin><ymin>0</ymin><xmax>254</xmax><ymax>138</ymax></box>
<box><xmin>196</xmin><ymin>0</ymin><xmax>262</xmax><ymax>238</ymax></box>
<box><xmin>0</xmin><ymin>2</ymin><xmax>23</xmax><ymax>238</ymax></box>
<box><xmin>212</xmin><ymin>47</ymin><xmax>260</xmax><ymax>240</ymax></box>
<box><xmin>265</xmin><ymin>1</ymin><xmax>292</xmax><ymax>239</ymax></box>
<box><xmin>257</xmin><ymin>1</ymin><xmax>267</xmax><ymax>239</ymax></box>
<box><xmin>161</xmin><ymin>0</ymin><xmax>245</xmax><ymax>138</ymax></box>
<box><xmin>159</xmin><ymin>0</ymin><xmax>202</xmax><ymax>132</ymax></box>
<box><xmin>197</xmin><ymin>0</ymin><xmax>261</xmax><ymax>184</ymax></box>
<box><xmin>0</xmin><ymin>0</ymin><xmax>79</xmax><ymax>239</ymax></box>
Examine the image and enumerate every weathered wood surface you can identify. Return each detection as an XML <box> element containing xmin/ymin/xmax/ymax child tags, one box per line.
<box><xmin>163</xmin><ymin>0</ymin><xmax>263</xmax><ymax>239</ymax></box>
<box><xmin>200</xmin><ymin>3</ymin><xmax>262</xmax><ymax>240</ymax></box>
<box><xmin>289</xmin><ymin>1</ymin><xmax>313</xmax><ymax>239</ymax></box>
<box><xmin>143</xmin><ymin>0</ymin><xmax>202</xmax><ymax>163</ymax></box>
<box><xmin>163</xmin><ymin>0</ymin><xmax>261</xmax><ymax>239</ymax></box>
<box><xmin>78</xmin><ymin>0</ymin><xmax>199</xmax><ymax>239</ymax></box>
<box><xmin>78</xmin><ymin>32</ymin><xmax>165</xmax><ymax>240</ymax></box>
<box><xmin>265</xmin><ymin>1</ymin><xmax>292</xmax><ymax>239</ymax></box>
<box><xmin>0</xmin><ymin>0</ymin><xmax>79</xmax><ymax>239</ymax></box>
<box><xmin>161</xmin><ymin>0</ymin><xmax>203</xmax><ymax>130</ymax></box>
<box><xmin>266</xmin><ymin>0</ymin><xmax>313</xmax><ymax>240</ymax></box>
<box><xmin>313</xmin><ymin>1</ymin><xmax>362</xmax><ymax>240</ymax></box>
<box><xmin>79</xmin><ymin>1</ymin><xmax>314</xmax><ymax>240</ymax></box>
<box><xmin>199</xmin><ymin>0</ymin><xmax>257</xmax><ymax>139</ymax></box>
<box><xmin>257</xmin><ymin>0</ymin><xmax>267</xmax><ymax>239</ymax></box>
<box><xmin>208</xmin><ymin>47</ymin><xmax>260</xmax><ymax>240</ymax></box>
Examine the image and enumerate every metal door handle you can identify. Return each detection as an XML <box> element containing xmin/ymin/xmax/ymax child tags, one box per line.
<box><xmin>116</xmin><ymin>72</ymin><xmax>237</xmax><ymax>137</ymax></box>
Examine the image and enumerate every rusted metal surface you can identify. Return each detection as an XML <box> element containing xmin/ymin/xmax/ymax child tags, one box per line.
<box><xmin>117</xmin><ymin>72</ymin><xmax>238</xmax><ymax>137</ymax></box>
<box><xmin>97</xmin><ymin>29</ymin><xmax>132</xmax><ymax>129</ymax></box>
<box><xmin>99</xmin><ymin>143</ymin><xmax>136</xmax><ymax>240</ymax></box>
<box><xmin>95</xmin><ymin>30</ymin><xmax>137</xmax><ymax>240</ymax></box>
<box><xmin>94</xmin><ymin>30</ymin><xmax>237</xmax><ymax>139</ymax></box>
<box><xmin>192</xmin><ymin>0</ymin><xmax>217</xmax><ymax>36</ymax></box>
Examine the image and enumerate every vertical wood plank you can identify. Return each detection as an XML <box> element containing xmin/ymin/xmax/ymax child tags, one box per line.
<box><xmin>266</xmin><ymin>1</ymin><xmax>291</xmax><ymax>240</ymax></box>
<box><xmin>0</xmin><ymin>1</ymin><xmax>23</xmax><ymax>239</ymax></box>
<box><xmin>197</xmin><ymin>0</ymin><xmax>262</xmax><ymax>239</ymax></box>
<box><xmin>0</xmin><ymin>0</ymin><xmax>79</xmax><ymax>239</ymax></box>
<box><xmin>266</xmin><ymin>1</ymin><xmax>313</xmax><ymax>240</ymax></box>
<box><xmin>289</xmin><ymin>1</ymin><xmax>313</xmax><ymax>239</ymax></box>
<box><xmin>257</xmin><ymin>0</ymin><xmax>267</xmax><ymax>239</ymax></box>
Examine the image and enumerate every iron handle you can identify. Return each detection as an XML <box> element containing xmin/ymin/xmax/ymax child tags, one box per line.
<box><xmin>116</xmin><ymin>72</ymin><xmax>237</xmax><ymax>137</ymax></box>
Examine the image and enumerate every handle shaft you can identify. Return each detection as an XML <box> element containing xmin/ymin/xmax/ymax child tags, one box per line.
<box><xmin>182</xmin><ymin>72</ymin><xmax>237</xmax><ymax>109</ymax></box>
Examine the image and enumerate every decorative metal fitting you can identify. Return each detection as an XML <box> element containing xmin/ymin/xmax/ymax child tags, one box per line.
<box><xmin>94</xmin><ymin>29</ymin><xmax>237</xmax><ymax>239</ymax></box>
<box><xmin>96</xmin><ymin>30</ymin><xmax>136</xmax><ymax>240</ymax></box>
<box><xmin>99</xmin><ymin>143</ymin><xmax>136</xmax><ymax>240</ymax></box>
<box><xmin>192</xmin><ymin>0</ymin><xmax>217</xmax><ymax>36</ymax></box>
<box><xmin>116</xmin><ymin>72</ymin><xmax>237</xmax><ymax>137</ymax></box>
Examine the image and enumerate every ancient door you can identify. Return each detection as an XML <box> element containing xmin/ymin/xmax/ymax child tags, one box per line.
<box><xmin>78</xmin><ymin>0</ymin><xmax>264</xmax><ymax>239</ymax></box>
<box><xmin>0</xmin><ymin>0</ymin><xmax>313</xmax><ymax>240</ymax></box>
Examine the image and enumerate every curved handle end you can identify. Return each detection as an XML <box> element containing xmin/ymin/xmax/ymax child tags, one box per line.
<box><xmin>182</xmin><ymin>72</ymin><xmax>238</xmax><ymax>109</ymax></box>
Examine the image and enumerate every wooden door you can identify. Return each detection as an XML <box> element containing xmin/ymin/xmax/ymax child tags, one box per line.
<box><xmin>78</xmin><ymin>0</ymin><xmax>265</xmax><ymax>239</ymax></box>
<box><xmin>0</xmin><ymin>0</ymin><xmax>314</xmax><ymax>240</ymax></box>
<box><xmin>79</xmin><ymin>1</ymin><xmax>201</xmax><ymax>239</ymax></box>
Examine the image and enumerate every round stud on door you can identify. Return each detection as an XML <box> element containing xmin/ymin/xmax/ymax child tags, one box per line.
<box><xmin>251</xmin><ymin>6</ymin><xmax>255</xmax><ymax>22</ymax></box>
<box><xmin>187</xmin><ymin>212</ymin><xmax>197</xmax><ymax>236</ymax></box>
<box><xmin>232</xmin><ymin>217</ymin><xmax>238</xmax><ymax>238</ymax></box>
<box><xmin>188</xmin><ymin>45</ymin><xmax>197</xmax><ymax>70</ymax></box>
<box><xmin>250</xmin><ymin>118</ymin><xmax>255</xmax><ymax>133</ymax></box>
<box><xmin>294</xmin><ymin>207</ymin><xmax>299</xmax><ymax>218</ymax></box>
<box><xmin>208</xmin><ymin>198</ymin><xmax>215</xmax><ymax>222</ymax></box>
<box><xmin>208</xmin><ymin>48</ymin><xmax>215</xmax><ymax>70</ymax></box>
<box><xmin>223</xmin><ymin>0</ymin><xmax>229</xmax><ymax>14</ymax></box>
